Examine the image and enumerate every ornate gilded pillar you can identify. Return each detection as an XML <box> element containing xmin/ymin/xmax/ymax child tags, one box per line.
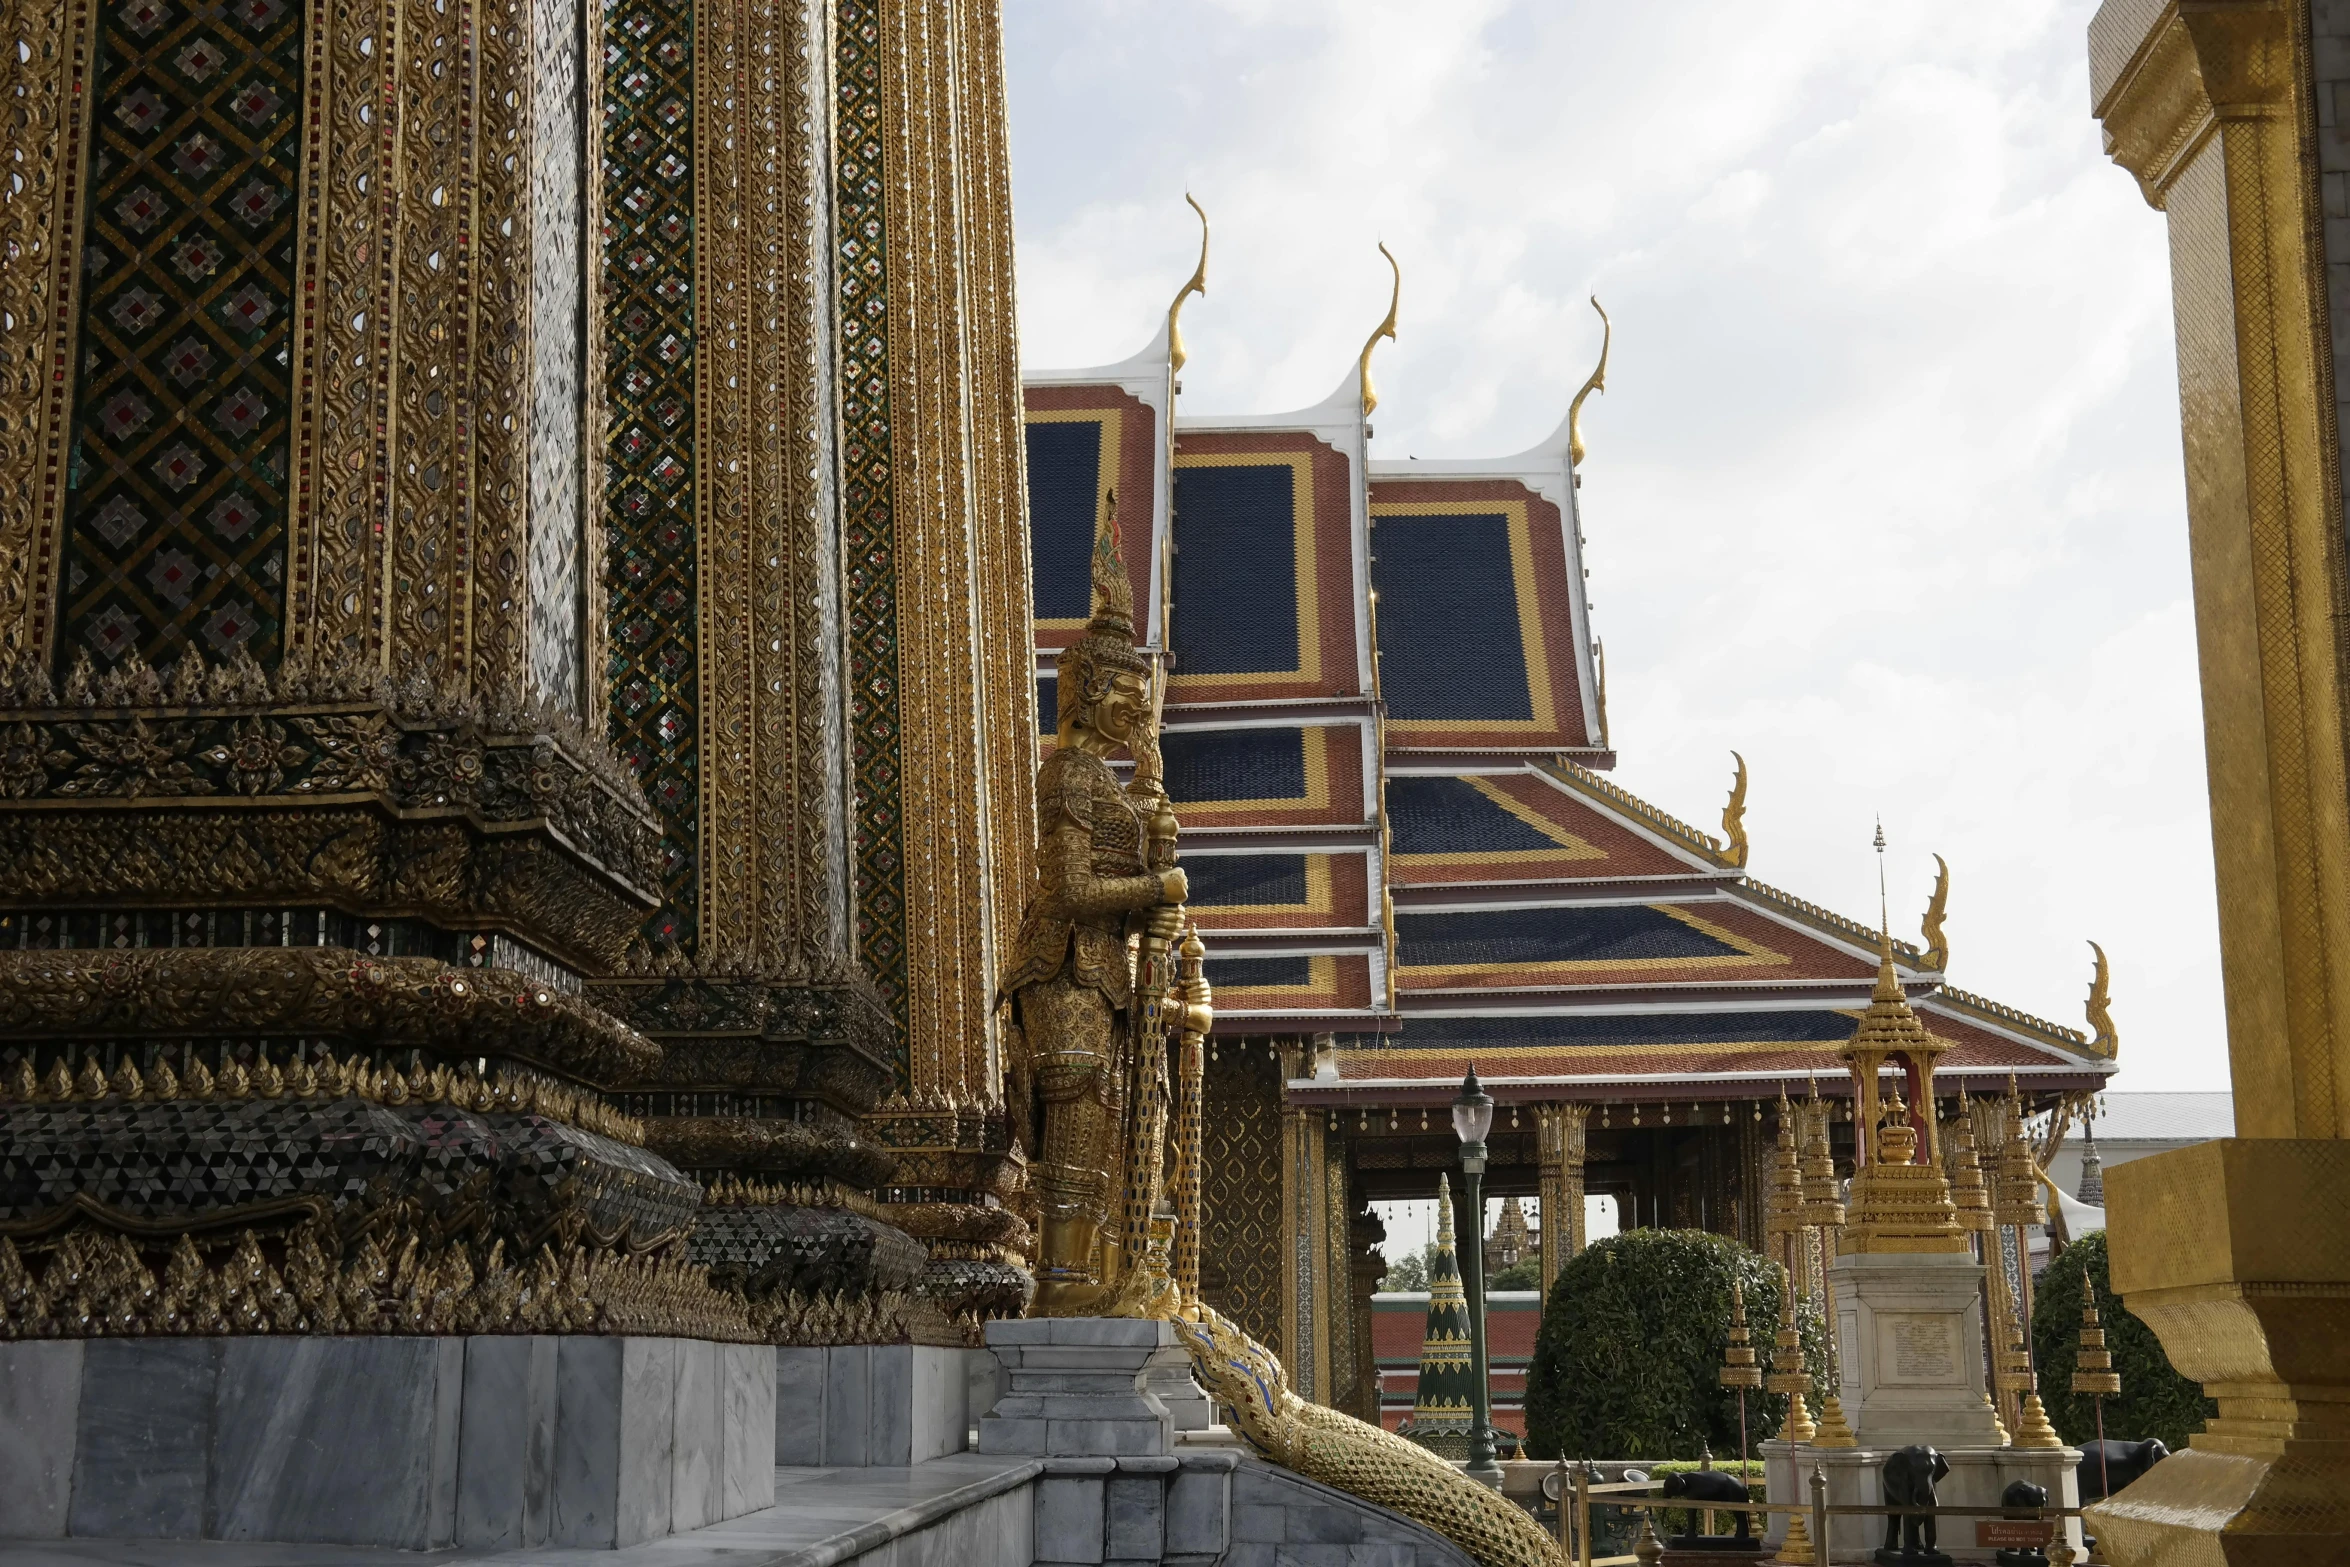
<box><xmin>2087</xmin><ymin>1</ymin><xmax>2350</xmax><ymax>1554</ymax></box>
<box><xmin>1535</xmin><ymin>1102</ymin><xmax>1591</xmax><ymax>1299</ymax></box>
<box><xmin>585</xmin><ymin>0</ymin><xmax>912</xmax><ymax>1277</ymax></box>
<box><xmin>832</xmin><ymin>0</ymin><xmax>1036</xmax><ymax>1311</ymax></box>
<box><xmin>1281</xmin><ymin>1038</ymin><xmax>1333</xmax><ymax>1400</ymax></box>
<box><xmin>1346</xmin><ymin>1201</ymin><xmax>1389</xmax><ymax>1423</ymax></box>
<box><xmin>1322</xmin><ymin>1125</ymin><xmax>1355</xmax><ymax>1412</ymax></box>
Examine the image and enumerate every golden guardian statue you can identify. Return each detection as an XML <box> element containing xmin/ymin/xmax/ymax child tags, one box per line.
<box><xmin>1001</xmin><ymin>493</ymin><xmax>1189</xmax><ymax>1315</ymax></box>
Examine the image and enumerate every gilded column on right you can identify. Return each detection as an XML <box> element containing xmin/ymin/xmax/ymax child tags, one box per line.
<box><xmin>2087</xmin><ymin>1</ymin><xmax>2350</xmax><ymax>1558</ymax></box>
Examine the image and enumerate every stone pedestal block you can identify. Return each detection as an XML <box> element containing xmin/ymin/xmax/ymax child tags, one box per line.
<box><xmin>1760</xmin><ymin>1440</ymin><xmax>2082</xmax><ymax>1563</ymax></box>
<box><xmin>774</xmin><ymin>1344</ymin><xmax>990</xmax><ymax>1466</ymax></box>
<box><xmin>977</xmin><ymin>1317</ymin><xmax>1187</xmax><ymax>1458</ymax></box>
<box><xmin>1829</xmin><ymin>1250</ymin><xmax>2004</xmax><ymax>1450</ymax></box>
<box><xmin>1145</xmin><ymin>1354</ymin><xmax>1216</xmax><ymax>1433</ymax></box>
<box><xmin>1032</xmin><ymin>1449</ymin><xmax>1239</xmax><ymax>1567</ymax></box>
<box><xmin>0</xmin><ymin>1335</ymin><xmax>774</xmax><ymax>1550</ymax></box>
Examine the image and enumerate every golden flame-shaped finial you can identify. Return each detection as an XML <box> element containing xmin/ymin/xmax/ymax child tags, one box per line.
<box><xmin>1921</xmin><ymin>853</ymin><xmax>1950</xmax><ymax>971</ymax></box>
<box><xmin>1358</xmin><ymin>242</ymin><xmax>1401</xmax><ymax>418</ymax></box>
<box><xmin>1167</xmin><ymin>194</ymin><xmax>1209</xmax><ymax>377</ymax></box>
<box><xmin>1567</xmin><ymin>296</ymin><xmax>1610</xmax><ymax>466</ymax></box>
<box><xmin>1088</xmin><ymin>487</ymin><xmax>1135</xmax><ymax>638</ymax></box>
<box><xmin>2086</xmin><ymin>940</ymin><xmax>2118</xmax><ymax>1057</ymax></box>
<box><xmin>1721</xmin><ymin>751</ymin><xmax>1749</xmax><ymax>868</ymax></box>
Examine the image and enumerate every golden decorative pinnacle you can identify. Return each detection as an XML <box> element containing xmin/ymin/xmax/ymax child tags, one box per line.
<box><xmin>1720</xmin><ymin>1278</ymin><xmax>1763</xmax><ymax>1390</ymax></box>
<box><xmin>1777</xmin><ymin>1507</ymin><xmax>1817</xmax><ymax>1565</ymax></box>
<box><xmin>1720</xmin><ymin>751</ymin><xmax>1749</xmax><ymax>868</ymax></box>
<box><xmin>1166</xmin><ymin>193</ymin><xmax>1209</xmax><ymax>377</ymax></box>
<box><xmin>1813</xmin><ymin>1391</ymin><xmax>1857</xmax><ymax>1448</ymax></box>
<box><xmin>2085</xmin><ymin>940</ymin><xmax>2118</xmax><ymax>1057</ymax></box>
<box><xmin>1765</xmin><ymin>1262</ymin><xmax>1814</xmax><ymax>1441</ymax></box>
<box><xmin>1764</xmin><ymin>1094</ymin><xmax>1804</xmax><ymax>1239</ymax></box>
<box><xmin>2013</xmin><ymin>1391</ymin><xmax>2063</xmax><ymax>1449</ymax></box>
<box><xmin>1357</xmin><ymin>242</ymin><xmax>1401</xmax><ymax>418</ymax></box>
<box><xmin>1567</xmin><ymin>296</ymin><xmax>1610</xmax><ymax>466</ymax></box>
<box><xmin>2072</xmin><ymin>1278</ymin><xmax>2122</xmax><ymax>1396</ymax></box>
<box><xmin>1921</xmin><ymin>853</ymin><xmax>1950</xmax><ymax>971</ymax></box>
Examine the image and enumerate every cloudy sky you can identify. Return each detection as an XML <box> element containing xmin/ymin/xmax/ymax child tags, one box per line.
<box><xmin>1003</xmin><ymin>0</ymin><xmax>2226</xmax><ymax>1096</ymax></box>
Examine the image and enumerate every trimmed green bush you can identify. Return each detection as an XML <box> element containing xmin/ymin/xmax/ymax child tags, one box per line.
<box><xmin>2032</xmin><ymin>1231</ymin><xmax>2212</xmax><ymax>1449</ymax></box>
<box><xmin>1523</xmin><ymin>1229</ymin><xmax>1829</xmax><ymax>1461</ymax></box>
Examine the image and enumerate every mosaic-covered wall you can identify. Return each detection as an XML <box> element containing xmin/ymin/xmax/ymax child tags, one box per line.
<box><xmin>58</xmin><ymin>0</ymin><xmax>305</xmax><ymax>670</ymax></box>
<box><xmin>1200</xmin><ymin>1040</ymin><xmax>1289</xmax><ymax>1354</ymax></box>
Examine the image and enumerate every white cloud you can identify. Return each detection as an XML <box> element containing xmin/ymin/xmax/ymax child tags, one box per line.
<box><xmin>1006</xmin><ymin>0</ymin><xmax>2224</xmax><ymax>1090</ymax></box>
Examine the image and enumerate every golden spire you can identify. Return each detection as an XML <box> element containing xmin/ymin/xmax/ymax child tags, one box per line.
<box><xmin>1435</xmin><ymin>1169</ymin><xmax>1454</xmax><ymax>1244</ymax></box>
<box><xmin>1765</xmin><ymin>1093</ymin><xmax>1804</xmax><ymax>1241</ymax></box>
<box><xmin>1920</xmin><ymin>853</ymin><xmax>1950</xmax><ymax>971</ymax></box>
<box><xmin>1721</xmin><ymin>751</ymin><xmax>1749</xmax><ymax>868</ymax></box>
<box><xmin>1798</xmin><ymin>1092</ymin><xmax>1844</xmax><ymax>1231</ymax></box>
<box><xmin>2086</xmin><ymin>940</ymin><xmax>2118</xmax><ymax>1057</ymax></box>
<box><xmin>1764</xmin><ymin>1261</ymin><xmax>1815</xmax><ymax>1442</ymax></box>
<box><xmin>1945</xmin><ymin>1107</ymin><xmax>1994</xmax><ymax>1233</ymax></box>
<box><xmin>2072</xmin><ymin>1277</ymin><xmax>2122</xmax><ymax>1397</ymax></box>
<box><xmin>1567</xmin><ymin>296</ymin><xmax>1610</xmax><ymax>466</ymax></box>
<box><xmin>1720</xmin><ymin>1279</ymin><xmax>1762</xmax><ymax>1390</ymax></box>
<box><xmin>1166</xmin><ymin>194</ymin><xmax>1209</xmax><ymax>376</ymax></box>
<box><xmin>1088</xmin><ymin>486</ymin><xmax>1135</xmax><ymax>638</ymax></box>
<box><xmin>1357</xmin><ymin>242</ymin><xmax>1401</xmax><ymax>418</ymax></box>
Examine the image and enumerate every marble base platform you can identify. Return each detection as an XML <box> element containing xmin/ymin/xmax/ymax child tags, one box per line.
<box><xmin>1759</xmin><ymin>1441</ymin><xmax>2082</xmax><ymax>1563</ymax></box>
<box><xmin>976</xmin><ymin>1317</ymin><xmax>1190</xmax><ymax>1459</ymax></box>
<box><xmin>0</xmin><ymin>1336</ymin><xmax>775</xmax><ymax>1551</ymax></box>
<box><xmin>774</xmin><ymin>1345</ymin><xmax>998</xmax><ymax>1467</ymax></box>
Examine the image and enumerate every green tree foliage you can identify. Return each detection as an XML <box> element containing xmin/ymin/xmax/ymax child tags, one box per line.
<box><xmin>1379</xmin><ymin>1245</ymin><xmax>1433</xmax><ymax>1292</ymax></box>
<box><xmin>1523</xmin><ymin>1229</ymin><xmax>1829</xmax><ymax>1461</ymax></box>
<box><xmin>2032</xmin><ymin>1231</ymin><xmax>2213</xmax><ymax>1449</ymax></box>
<box><xmin>1489</xmin><ymin>1256</ymin><xmax>1542</xmax><ymax>1291</ymax></box>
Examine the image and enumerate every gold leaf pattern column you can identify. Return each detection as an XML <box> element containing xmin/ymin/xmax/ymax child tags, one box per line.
<box><xmin>2087</xmin><ymin>2</ymin><xmax>2350</xmax><ymax>1553</ymax></box>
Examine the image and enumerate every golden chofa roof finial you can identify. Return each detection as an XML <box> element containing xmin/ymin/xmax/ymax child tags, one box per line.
<box><xmin>2086</xmin><ymin>940</ymin><xmax>2118</xmax><ymax>1057</ymax></box>
<box><xmin>1920</xmin><ymin>853</ymin><xmax>1950</xmax><ymax>972</ymax></box>
<box><xmin>1567</xmin><ymin>296</ymin><xmax>1610</xmax><ymax>466</ymax></box>
<box><xmin>1720</xmin><ymin>751</ymin><xmax>1749</xmax><ymax>868</ymax></box>
<box><xmin>1167</xmin><ymin>193</ymin><xmax>1210</xmax><ymax>376</ymax></box>
<box><xmin>1358</xmin><ymin>241</ymin><xmax>1401</xmax><ymax>418</ymax></box>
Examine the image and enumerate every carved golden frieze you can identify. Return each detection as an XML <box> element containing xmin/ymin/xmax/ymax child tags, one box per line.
<box><xmin>0</xmin><ymin>1046</ymin><xmax>648</xmax><ymax>1145</ymax></box>
<box><xmin>0</xmin><ymin>948</ymin><xmax>661</xmax><ymax>1085</ymax></box>
<box><xmin>700</xmin><ymin>1174</ymin><xmax>891</xmax><ymax>1225</ymax></box>
<box><xmin>0</xmin><ymin>1223</ymin><xmax>757</xmax><ymax>1341</ymax></box>
<box><xmin>644</xmin><ymin>1115</ymin><xmax>894</xmax><ymax>1188</ymax></box>
<box><xmin>0</xmin><ymin>652</ymin><xmax>662</xmax><ymax>967</ymax></box>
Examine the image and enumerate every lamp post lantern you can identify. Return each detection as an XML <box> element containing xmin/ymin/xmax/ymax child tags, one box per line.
<box><xmin>1451</xmin><ymin>1065</ymin><xmax>1502</xmax><ymax>1487</ymax></box>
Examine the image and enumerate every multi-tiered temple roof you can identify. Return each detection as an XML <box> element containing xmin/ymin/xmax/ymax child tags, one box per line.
<box><xmin>1023</xmin><ymin>267</ymin><xmax>2116</xmax><ymax>1117</ymax></box>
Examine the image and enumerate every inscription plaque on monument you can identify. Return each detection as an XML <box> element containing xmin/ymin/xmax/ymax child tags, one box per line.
<box><xmin>1881</xmin><ymin>1313</ymin><xmax>1959</xmax><ymax>1382</ymax></box>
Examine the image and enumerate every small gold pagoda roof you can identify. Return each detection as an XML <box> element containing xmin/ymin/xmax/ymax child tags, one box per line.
<box><xmin>1841</xmin><ymin>931</ymin><xmax>1948</xmax><ymax>1066</ymax></box>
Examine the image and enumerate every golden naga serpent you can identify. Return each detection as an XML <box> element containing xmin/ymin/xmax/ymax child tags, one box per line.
<box><xmin>1170</xmin><ymin>1302</ymin><xmax>1563</xmax><ymax>1567</ymax></box>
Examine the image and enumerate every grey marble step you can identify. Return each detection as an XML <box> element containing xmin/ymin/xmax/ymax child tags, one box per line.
<box><xmin>0</xmin><ymin>1455</ymin><xmax>1040</xmax><ymax>1567</ymax></box>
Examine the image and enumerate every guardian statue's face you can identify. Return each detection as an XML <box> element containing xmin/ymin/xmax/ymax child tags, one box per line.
<box><xmin>1089</xmin><ymin>671</ymin><xmax>1149</xmax><ymax>747</ymax></box>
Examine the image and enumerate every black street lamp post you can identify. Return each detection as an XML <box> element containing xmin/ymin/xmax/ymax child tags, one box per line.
<box><xmin>1451</xmin><ymin>1064</ymin><xmax>1502</xmax><ymax>1487</ymax></box>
